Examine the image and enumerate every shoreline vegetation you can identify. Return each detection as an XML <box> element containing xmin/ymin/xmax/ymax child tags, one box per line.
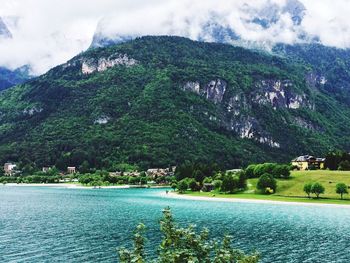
<box><xmin>167</xmin><ymin>169</ymin><xmax>350</xmax><ymax>206</ymax></box>
<box><xmin>166</xmin><ymin>191</ymin><xmax>350</xmax><ymax>207</ymax></box>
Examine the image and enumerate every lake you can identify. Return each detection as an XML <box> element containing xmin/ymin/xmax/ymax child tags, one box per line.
<box><xmin>1</xmin><ymin>186</ymin><xmax>350</xmax><ymax>262</ymax></box>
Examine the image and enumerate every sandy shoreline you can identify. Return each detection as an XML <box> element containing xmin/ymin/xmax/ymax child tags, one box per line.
<box><xmin>163</xmin><ymin>191</ymin><xmax>350</xmax><ymax>208</ymax></box>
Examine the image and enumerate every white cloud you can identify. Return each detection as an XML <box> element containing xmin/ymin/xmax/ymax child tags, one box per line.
<box><xmin>0</xmin><ymin>0</ymin><xmax>349</xmax><ymax>75</ymax></box>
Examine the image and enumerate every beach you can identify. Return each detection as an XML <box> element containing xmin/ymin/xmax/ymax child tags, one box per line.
<box><xmin>163</xmin><ymin>191</ymin><xmax>350</xmax><ymax>208</ymax></box>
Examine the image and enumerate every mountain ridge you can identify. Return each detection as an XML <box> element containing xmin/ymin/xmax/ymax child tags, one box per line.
<box><xmin>0</xmin><ymin>36</ymin><xmax>349</xmax><ymax>170</ymax></box>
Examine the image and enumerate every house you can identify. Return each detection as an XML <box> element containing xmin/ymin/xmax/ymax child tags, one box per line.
<box><xmin>291</xmin><ymin>155</ymin><xmax>325</xmax><ymax>170</ymax></box>
<box><xmin>67</xmin><ymin>167</ymin><xmax>76</xmax><ymax>174</ymax></box>
<box><xmin>4</xmin><ymin>163</ymin><xmax>17</xmax><ymax>176</ymax></box>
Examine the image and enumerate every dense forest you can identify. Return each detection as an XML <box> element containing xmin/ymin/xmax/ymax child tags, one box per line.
<box><xmin>0</xmin><ymin>36</ymin><xmax>349</xmax><ymax>171</ymax></box>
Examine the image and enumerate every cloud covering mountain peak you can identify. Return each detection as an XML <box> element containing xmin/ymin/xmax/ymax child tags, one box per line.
<box><xmin>1</xmin><ymin>0</ymin><xmax>350</xmax><ymax>75</ymax></box>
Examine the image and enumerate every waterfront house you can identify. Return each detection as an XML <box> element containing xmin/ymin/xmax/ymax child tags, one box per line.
<box><xmin>4</xmin><ymin>163</ymin><xmax>17</xmax><ymax>176</ymax></box>
<box><xmin>67</xmin><ymin>166</ymin><xmax>76</xmax><ymax>174</ymax></box>
<box><xmin>291</xmin><ymin>155</ymin><xmax>325</xmax><ymax>170</ymax></box>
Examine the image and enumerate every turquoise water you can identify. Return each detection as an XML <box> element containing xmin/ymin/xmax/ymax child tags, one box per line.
<box><xmin>1</xmin><ymin>187</ymin><xmax>350</xmax><ymax>262</ymax></box>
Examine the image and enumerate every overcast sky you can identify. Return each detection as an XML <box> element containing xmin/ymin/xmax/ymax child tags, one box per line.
<box><xmin>0</xmin><ymin>0</ymin><xmax>350</xmax><ymax>75</ymax></box>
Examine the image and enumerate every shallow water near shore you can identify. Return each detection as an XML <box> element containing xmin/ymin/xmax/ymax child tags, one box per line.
<box><xmin>1</xmin><ymin>186</ymin><xmax>350</xmax><ymax>262</ymax></box>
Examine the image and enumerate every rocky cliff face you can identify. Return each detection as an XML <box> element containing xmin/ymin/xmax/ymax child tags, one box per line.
<box><xmin>183</xmin><ymin>77</ymin><xmax>314</xmax><ymax>148</ymax></box>
<box><xmin>252</xmin><ymin>79</ymin><xmax>313</xmax><ymax>110</ymax></box>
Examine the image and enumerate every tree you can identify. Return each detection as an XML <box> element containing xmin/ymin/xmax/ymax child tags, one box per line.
<box><xmin>338</xmin><ymin>160</ymin><xmax>350</xmax><ymax>171</ymax></box>
<box><xmin>311</xmin><ymin>182</ymin><xmax>325</xmax><ymax>198</ymax></box>
<box><xmin>193</xmin><ymin>170</ymin><xmax>205</xmax><ymax>183</ymax></box>
<box><xmin>336</xmin><ymin>182</ymin><xmax>348</xmax><ymax>199</ymax></box>
<box><xmin>245</xmin><ymin>164</ymin><xmax>256</xmax><ymax>178</ymax></box>
<box><xmin>118</xmin><ymin>207</ymin><xmax>260</xmax><ymax>263</ymax></box>
<box><xmin>177</xmin><ymin>179</ymin><xmax>188</xmax><ymax>193</ymax></box>
<box><xmin>221</xmin><ymin>174</ymin><xmax>236</xmax><ymax>193</ymax></box>
<box><xmin>303</xmin><ymin>183</ymin><xmax>313</xmax><ymax>198</ymax></box>
<box><xmin>79</xmin><ymin>160</ymin><xmax>90</xmax><ymax>174</ymax></box>
<box><xmin>257</xmin><ymin>173</ymin><xmax>277</xmax><ymax>193</ymax></box>
<box><xmin>272</xmin><ymin>165</ymin><xmax>290</xmax><ymax>178</ymax></box>
<box><xmin>188</xmin><ymin>178</ymin><xmax>198</xmax><ymax>191</ymax></box>
<box><xmin>170</xmin><ymin>182</ymin><xmax>177</xmax><ymax>191</ymax></box>
<box><xmin>212</xmin><ymin>179</ymin><xmax>222</xmax><ymax>190</ymax></box>
<box><xmin>236</xmin><ymin>170</ymin><xmax>247</xmax><ymax>189</ymax></box>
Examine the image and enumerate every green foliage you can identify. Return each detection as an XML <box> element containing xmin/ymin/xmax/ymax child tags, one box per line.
<box><xmin>335</xmin><ymin>182</ymin><xmax>348</xmax><ymax>199</ymax></box>
<box><xmin>325</xmin><ymin>151</ymin><xmax>350</xmax><ymax>170</ymax></box>
<box><xmin>175</xmin><ymin>162</ymin><xmax>220</xmax><ymax>182</ymax></box>
<box><xmin>177</xmin><ymin>179</ymin><xmax>188</xmax><ymax>193</ymax></box>
<box><xmin>245</xmin><ymin>163</ymin><xmax>290</xmax><ymax>179</ymax></box>
<box><xmin>221</xmin><ymin>174</ymin><xmax>237</xmax><ymax>193</ymax></box>
<box><xmin>311</xmin><ymin>182</ymin><xmax>325</xmax><ymax>198</ymax></box>
<box><xmin>118</xmin><ymin>207</ymin><xmax>260</xmax><ymax>263</ymax></box>
<box><xmin>212</xmin><ymin>179</ymin><xmax>223</xmax><ymax>190</ymax></box>
<box><xmin>118</xmin><ymin>223</ymin><xmax>146</xmax><ymax>263</ymax></box>
<box><xmin>338</xmin><ymin>160</ymin><xmax>350</xmax><ymax>171</ymax></box>
<box><xmin>303</xmin><ymin>183</ymin><xmax>313</xmax><ymax>198</ymax></box>
<box><xmin>188</xmin><ymin>178</ymin><xmax>198</xmax><ymax>191</ymax></box>
<box><xmin>170</xmin><ymin>182</ymin><xmax>177</xmax><ymax>191</ymax></box>
<box><xmin>256</xmin><ymin>173</ymin><xmax>277</xmax><ymax>193</ymax></box>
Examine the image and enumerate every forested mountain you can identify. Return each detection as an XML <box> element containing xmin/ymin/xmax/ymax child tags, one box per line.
<box><xmin>0</xmin><ymin>36</ymin><xmax>349</xmax><ymax>170</ymax></box>
<box><xmin>273</xmin><ymin>43</ymin><xmax>350</xmax><ymax>106</ymax></box>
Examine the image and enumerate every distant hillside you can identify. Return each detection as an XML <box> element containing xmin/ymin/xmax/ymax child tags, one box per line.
<box><xmin>0</xmin><ymin>36</ymin><xmax>349</xmax><ymax>170</ymax></box>
<box><xmin>0</xmin><ymin>66</ymin><xmax>31</xmax><ymax>91</ymax></box>
<box><xmin>0</xmin><ymin>17</ymin><xmax>31</xmax><ymax>90</ymax></box>
<box><xmin>273</xmin><ymin>43</ymin><xmax>350</xmax><ymax>106</ymax></box>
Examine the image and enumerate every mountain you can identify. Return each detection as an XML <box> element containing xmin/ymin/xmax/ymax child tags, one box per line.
<box><xmin>0</xmin><ymin>36</ymin><xmax>349</xmax><ymax>170</ymax></box>
<box><xmin>0</xmin><ymin>17</ymin><xmax>12</xmax><ymax>39</ymax></box>
<box><xmin>273</xmin><ymin>43</ymin><xmax>350</xmax><ymax>106</ymax></box>
<box><xmin>0</xmin><ymin>17</ymin><xmax>31</xmax><ymax>90</ymax></box>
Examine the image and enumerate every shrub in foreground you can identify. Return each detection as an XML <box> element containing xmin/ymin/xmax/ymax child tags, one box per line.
<box><xmin>118</xmin><ymin>207</ymin><xmax>260</xmax><ymax>263</ymax></box>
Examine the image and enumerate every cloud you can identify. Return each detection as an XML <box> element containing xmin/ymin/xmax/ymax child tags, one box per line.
<box><xmin>0</xmin><ymin>0</ymin><xmax>349</xmax><ymax>75</ymax></box>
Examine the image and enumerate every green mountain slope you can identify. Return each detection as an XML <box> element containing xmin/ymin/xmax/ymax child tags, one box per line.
<box><xmin>0</xmin><ymin>36</ymin><xmax>349</xmax><ymax>170</ymax></box>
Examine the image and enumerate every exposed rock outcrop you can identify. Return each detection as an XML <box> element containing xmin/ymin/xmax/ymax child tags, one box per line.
<box><xmin>94</xmin><ymin>116</ymin><xmax>110</xmax><ymax>124</ymax></box>
<box><xmin>183</xmin><ymin>79</ymin><xmax>227</xmax><ymax>104</ymax></box>
<box><xmin>253</xmin><ymin>79</ymin><xmax>313</xmax><ymax>109</ymax></box>
<box><xmin>306</xmin><ymin>71</ymin><xmax>327</xmax><ymax>88</ymax></box>
<box><xmin>230</xmin><ymin>116</ymin><xmax>280</xmax><ymax>148</ymax></box>
<box><xmin>23</xmin><ymin>107</ymin><xmax>43</xmax><ymax>116</ymax></box>
<box><xmin>81</xmin><ymin>54</ymin><xmax>137</xmax><ymax>74</ymax></box>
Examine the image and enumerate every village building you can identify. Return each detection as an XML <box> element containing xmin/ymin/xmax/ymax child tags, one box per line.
<box><xmin>291</xmin><ymin>155</ymin><xmax>325</xmax><ymax>170</ymax></box>
<box><xmin>4</xmin><ymin>163</ymin><xmax>17</xmax><ymax>176</ymax></box>
<box><xmin>146</xmin><ymin>168</ymin><xmax>174</xmax><ymax>179</ymax></box>
<box><xmin>67</xmin><ymin>166</ymin><xmax>76</xmax><ymax>174</ymax></box>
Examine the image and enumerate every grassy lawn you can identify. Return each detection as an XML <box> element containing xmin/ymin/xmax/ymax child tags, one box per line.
<box><xmin>185</xmin><ymin>170</ymin><xmax>350</xmax><ymax>205</ymax></box>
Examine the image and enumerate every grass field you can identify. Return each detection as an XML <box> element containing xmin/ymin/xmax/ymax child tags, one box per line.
<box><xmin>185</xmin><ymin>170</ymin><xmax>350</xmax><ymax>205</ymax></box>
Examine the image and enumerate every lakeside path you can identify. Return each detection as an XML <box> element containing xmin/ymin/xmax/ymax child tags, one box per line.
<box><xmin>163</xmin><ymin>191</ymin><xmax>350</xmax><ymax>208</ymax></box>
